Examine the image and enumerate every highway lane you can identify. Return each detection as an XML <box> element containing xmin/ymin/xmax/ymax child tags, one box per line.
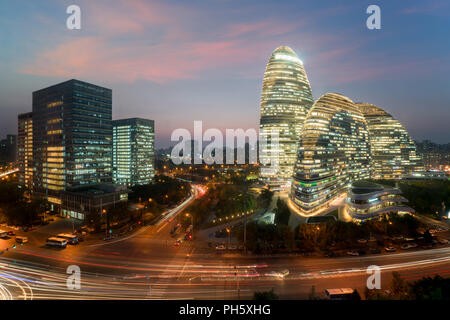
<box><xmin>0</xmin><ymin>183</ymin><xmax>449</xmax><ymax>299</ymax></box>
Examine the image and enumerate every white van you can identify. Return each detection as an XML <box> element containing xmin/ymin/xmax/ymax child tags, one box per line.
<box><xmin>46</xmin><ymin>237</ymin><xmax>68</xmax><ymax>248</ymax></box>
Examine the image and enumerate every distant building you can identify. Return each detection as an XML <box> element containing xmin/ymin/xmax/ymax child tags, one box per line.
<box><xmin>259</xmin><ymin>46</ymin><xmax>314</xmax><ymax>189</ymax></box>
<box><xmin>61</xmin><ymin>184</ymin><xmax>128</xmax><ymax>220</ymax></box>
<box><xmin>415</xmin><ymin>140</ymin><xmax>450</xmax><ymax>170</ymax></box>
<box><xmin>0</xmin><ymin>134</ymin><xmax>17</xmax><ymax>165</ymax></box>
<box><xmin>345</xmin><ymin>180</ymin><xmax>414</xmax><ymax>222</ymax></box>
<box><xmin>113</xmin><ymin>118</ymin><xmax>155</xmax><ymax>186</ymax></box>
<box><xmin>17</xmin><ymin>113</ymin><xmax>33</xmax><ymax>189</ymax></box>
<box><xmin>31</xmin><ymin>79</ymin><xmax>113</xmax><ymax>207</ymax></box>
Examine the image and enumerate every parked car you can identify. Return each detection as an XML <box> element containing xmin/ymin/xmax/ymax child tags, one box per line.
<box><xmin>215</xmin><ymin>245</ymin><xmax>226</xmax><ymax>251</ymax></box>
<box><xmin>346</xmin><ymin>250</ymin><xmax>359</xmax><ymax>256</ymax></box>
<box><xmin>439</xmin><ymin>239</ymin><xmax>449</xmax><ymax>244</ymax></box>
<box><xmin>401</xmin><ymin>243</ymin><xmax>418</xmax><ymax>250</ymax></box>
<box><xmin>15</xmin><ymin>236</ymin><xmax>28</xmax><ymax>244</ymax></box>
<box><xmin>7</xmin><ymin>231</ymin><xmax>15</xmax><ymax>237</ymax></box>
<box><xmin>385</xmin><ymin>247</ymin><xmax>396</xmax><ymax>252</ymax></box>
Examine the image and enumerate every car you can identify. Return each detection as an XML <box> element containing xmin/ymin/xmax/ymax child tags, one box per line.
<box><xmin>15</xmin><ymin>236</ymin><xmax>28</xmax><ymax>244</ymax></box>
<box><xmin>439</xmin><ymin>239</ymin><xmax>449</xmax><ymax>244</ymax></box>
<box><xmin>357</xmin><ymin>239</ymin><xmax>367</xmax><ymax>244</ymax></box>
<box><xmin>401</xmin><ymin>243</ymin><xmax>418</xmax><ymax>250</ymax></box>
<box><xmin>228</xmin><ymin>245</ymin><xmax>237</xmax><ymax>250</ymax></box>
<box><xmin>280</xmin><ymin>269</ymin><xmax>289</xmax><ymax>277</ymax></box>
<box><xmin>215</xmin><ymin>245</ymin><xmax>226</xmax><ymax>251</ymax></box>
<box><xmin>346</xmin><ymin>250</ymin><xmax>359</xmax><ymax>256</ymax></box>
<box><xmin>385</xmin><ymin>247</ymin><xmax>396</xmax><ymax>252</ymax></box>
<box><xmin>174</xmin><ymin>241</ymin><xmax>180</xmax><ymax>247</ymax></box>
<box><xmin>7</xmin><ymin>231</ymin><xmax>15</xmax><ymax>237</ymax></box>
<box><xmin>370</xmin><ymin>248</ymin><xmax>381</xmax><ymax>254</ymax></box>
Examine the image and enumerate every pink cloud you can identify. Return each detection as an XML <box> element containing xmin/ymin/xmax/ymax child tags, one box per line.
<box><xmin>225</xmin><ymin>19</ymin><xmax>303</xmax><ymax>38</ymax></box>
<box><xmin>20</xmin><ymin>35</ymin><xmax>264</xmax><ymax>83</ymax></box>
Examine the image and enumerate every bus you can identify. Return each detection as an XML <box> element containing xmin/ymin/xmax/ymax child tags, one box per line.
<box><xmin>325</xmin><ymin>288</ymin><xmax>355</xmax><ymax>300</ymax></box>
<box><xmin>46</xmin><ymin>237</ymin><xmax>68</xmax><ymax>248</ymax></box>
<box><xmin>57</xmin><ymin>233</ymin><xmax>79</xmax><ymax>245</ymax></box>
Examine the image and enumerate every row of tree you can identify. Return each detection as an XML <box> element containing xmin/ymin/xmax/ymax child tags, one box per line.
<box><xmin>0</xmin><ymin>181</ymin><xmax>44</xmax><ymax>226</ymax></box>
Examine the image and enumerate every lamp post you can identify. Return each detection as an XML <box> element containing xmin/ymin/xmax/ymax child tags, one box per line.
<box><xmin>185</xmin><ymin>213</ymin><xmax>194</xmax><ymax>239</ymax></box>
<box><xmin>103</xmin><ymin>209</ymin><xmax>109</xmax><ymax>238</ymax></box>
<box><xmin>226</xmin><ymin>227</ymin><xmax>231</xmax><ymax>250</ymax></box>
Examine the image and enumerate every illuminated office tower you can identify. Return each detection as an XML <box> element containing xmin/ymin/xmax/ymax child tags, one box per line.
<box><xmin>357</xmin><ymin>103</ymin><xmax>424</xmax><ymax>179</ymax></box>
<box><xmin>18</xmin><ymin>112</ymin><xmax>33</xmax><ymax>190</ymax></box>
<box><xmin>113</xmin><ymin>118</ymin><xmax>155</xmax><ymax>186</ymax></box>
<box><xmin>290</xmin><ymin>93</ymin><xmax>371</xmax><ymax>214</ymax></box>
<box><xmin>259</xmin><ymin>46</ymin><xmax>314</xmax><ymax>189</ymax></box>
<box><xmin>32</xmin><ymin>79</ymin><xmax>112</xmax><ymax>206</ymax></box>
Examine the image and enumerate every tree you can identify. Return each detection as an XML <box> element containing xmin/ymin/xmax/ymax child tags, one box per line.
<box><xmin>389</xmin><ymin>272</ymin><xmax>409</xmax><ymax>299</ymax></box>
<box><xmin>253</xmin><ymin>288</ymin><xmax>278</xmax><ymax>300</ymax></box>
<box><xmin>410</xmin><ymin>276</ymin><xmax>450</xmax><ymax>300</ymax></box>
<box><xmin>274</xmin><ymin>198</ymin><xmax>291</xmax><ymax>226</ymax></box>
<box><xmin>308</xmin><ymin>285</ymin><xmax>317</xmax><ymax>300</ymax></box>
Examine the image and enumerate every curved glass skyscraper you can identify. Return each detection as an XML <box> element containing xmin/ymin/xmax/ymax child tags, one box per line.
<box><xmin>357</xmin><ymin>103</ymin><xmax>423</xmax><ymax>179</ymax></box>
<box><xmin>259</xmin><ymin>46</ymin><xmax>314</xmax><ymax>189</ymax></box>
<box><xmin>290</xmin><ymin>93</ymin><xmax>371</xmax><ymax>214</ymax></box>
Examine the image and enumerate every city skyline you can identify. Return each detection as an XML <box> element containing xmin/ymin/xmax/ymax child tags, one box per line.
<box><xmin>0</xmin><ymin>0</ymin><xmax>449</xmax><ymax>147</ymax></box>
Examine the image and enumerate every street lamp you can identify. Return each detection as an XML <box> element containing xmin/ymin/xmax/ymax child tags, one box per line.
<box><xmin>226</xmin><ymin>227</ymin><xmax>231</xmax><ymax>250</ymax></box>
<box><xmin>185</xmin><ymin>213</ymin><xmax>194</xmax><ymax>239</ymax></box>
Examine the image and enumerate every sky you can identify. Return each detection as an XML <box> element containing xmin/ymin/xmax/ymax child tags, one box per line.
<box><xmin>0</xmin><ymin>0</ymin><xmax>449</xmax><ymax>147</ymax></box>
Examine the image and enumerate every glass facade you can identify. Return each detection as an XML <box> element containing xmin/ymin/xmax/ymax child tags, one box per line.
<box><xmin>32</xmin><ymin>79</ymin><xmax>112</xmax><ymax>204</ymax></box>
<box><xmin>18</xmin><ymin>112</ymin><xmax>33</xmax><ymax>190</ymax></box>
<box><xmin>113</xmin><ymin>118</ymin><xmax>155</xmax><ymax>186</ymax></box>
<box><xmin>357</xmin><ymin>103</ymin><xmax>424</xmax><ymax>179</ymax></box>
<box><xmin>259</xmin><ymin>46</ymin><xmax>314</xmax><ymax>188</ymax></box>
<box><xmin>290</xmin><ymin>93</ymin><xmax>371</xmax><ymax>214</ymax></box>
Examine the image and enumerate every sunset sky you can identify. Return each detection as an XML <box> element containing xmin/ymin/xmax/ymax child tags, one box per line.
<box><xmin>0</xmin><ymin>0</ymin><xmax>449</xmax><ymax>146</ymax></box>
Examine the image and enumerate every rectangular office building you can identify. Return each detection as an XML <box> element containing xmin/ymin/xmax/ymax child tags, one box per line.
<box><xmin>113</xmin><ymin>118</ymin><xmax>155</xmax><ymax>186</ymax></box>
<box><xmin>18</xmin><ymin>112</ymin><xmax>33</xmax><ymax>190</ymax></box>
<box><xmin>32</xmin><ymin>79</ymin><xmax>113</xmax><ymax>206</ymax></box>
